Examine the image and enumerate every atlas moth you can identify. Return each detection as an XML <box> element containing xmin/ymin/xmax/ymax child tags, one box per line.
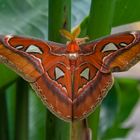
<box><xmin>0</xmin><ymin>27</ymin><xmax>140</xmax><ymax>122</ymax></box>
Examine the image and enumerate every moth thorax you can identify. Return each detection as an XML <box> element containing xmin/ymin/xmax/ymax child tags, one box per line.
<box><xmin>66</xmin><ymin>41</ymin><xmax>80</xmax><ymax>53</ymax></box>
<box><xmin>67</xmin><ymin>53</ymin><xmax>79</xmax><ymax>60</ymax></box>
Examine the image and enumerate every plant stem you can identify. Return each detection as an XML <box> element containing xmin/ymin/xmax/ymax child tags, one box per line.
<box><xmin>48</xmin><ymin>0</ymin><xmax>71</xmax><ymax>43</ymax></box>
<box><xmin>0</xmin><ymin>90</ymin><xmax>9</xmax><ymax>140</ymax></box>
<box><xmin>87</xmin><ymin>0</ymin><xmax>116</xmax><ymax>140</ymax></box>
<box><xmin>87</xmin><ymin>0</ymin><xmax>116</xmax><ymax>39</ymax></box>
<box><xmin>71</xmin><ymin>119</ymin><xmax>91</xmax><ymax>140</ymax></box>
<box><xmin>15</xmin><ymin>78</ymin><xmax>29</xmax><ymax>140</ymax></box>
<box><xmin>46</xmin><ymin>0</ymin><xmax>71</xmax><ymax>140</ymax></box>
<box><xmin>6</xmin><ymin>83</ymin><xmax>16</xmax><ymax>140</ymax></box>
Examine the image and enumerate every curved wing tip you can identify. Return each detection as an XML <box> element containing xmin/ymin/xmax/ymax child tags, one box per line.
<box><xmin>0</xmin><ymin>34</ymin><xmax>14</xmax><ymax>43</ymax></box>
<box><xmin>130</xmin><ymin>30</ymin><xmax>140</xmax><ymax>34</ymax></box>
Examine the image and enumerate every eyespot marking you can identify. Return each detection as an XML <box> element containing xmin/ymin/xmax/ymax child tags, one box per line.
<box><xmin>15</xmin><ymin>45</ymin><xmax>24</xmax><ymax>50</ymax></box>
<box><xmin>102</xmin><ymin>43</ymin><xmax>118</xmax><ymax>52</ymax></box>
<box><xmin>55</xmin><ymin>67</ymin><xmax>65</xmax><ymax>80</ymax></box>
<box><xmin>119</xmin><ymin>42</ymin><xmax>128</xmax><ymax>47</ymax></box>
<box><xmin>25</xmin><ymin>45</ymin><xmax>43</xmax><ymax>54</ymax></box>
<box><xmin>80</xmin><ymin>68</ymin><xmax>89</xmax><ymax>80</ymax></box>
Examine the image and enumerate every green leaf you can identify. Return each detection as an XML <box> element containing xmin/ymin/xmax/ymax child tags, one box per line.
<box><xmin>0</xmin><ymin>0</ymin><xmax>48</xmax><ymax>38</ymax></box>
<box><xmin>6</xmin><ymin>83</ymin><xmax>16</xmax><ymax>140</ymax></box>
<box><xmin>0</xmin><ymin>90</ymin><xmax>9</xmax><ymax>140</ymax></box>
<box><xmin>103</xmin><ymin>127</ymin><xmax>131</xmax><ymax>140</ymax></box>
<box><xmin>79</xmin><ymin>0</ymin><xmax>140</xmax><ymax>38</ymax></box>
<box><xmin>0</xmin><ymin>65</ymin><xmax>18</xmax><ymax>88</ymax></box>
<box><xmin>14</xmin><ymin>78</ymin><xmax>29</xmax><ymax>140</ymax></box>
<box><xmin>29</xmin><ymin>89</ymin><xmax>46</xmax><ymax>140</ymax></box>
<box><xmin>100</xmin><ymin>85</ymin><xmax>118</xmax><ymax>136</ymax></box>
<box><xmin>101</xmin><ymin>79</ymin><xmax>140</xmax><ymax>139</ymax></box>
<box><xmin>113</xmin><ymin>0</ymin><xmax>140</xmax><ymax>26</ymax></box>
<box><xmin>115</xmin><ymin>79</ymin><xmax>140</xmax><ymax>124</ymax></box>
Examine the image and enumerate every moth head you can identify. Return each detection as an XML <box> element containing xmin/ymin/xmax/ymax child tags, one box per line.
<box><xmin>60</xmin><ymin>26</ymin><xmax>89</xmax><ymax>44</ymax></box>
<box><xmin>59</xmin><ymin>26</ymin><xmax>89</xmax><ymax>53</ymax></box>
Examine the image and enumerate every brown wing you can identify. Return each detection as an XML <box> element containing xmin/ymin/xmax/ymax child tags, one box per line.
<box><xmin>72</xmin><ymin>31</ymin><xmax>140</xmax><ymax>120</ymax></box>
<box><xmin>0</xmin><ymin>35</ymin><xmax>72</xmax><ymax>121</ymax></box>
<box><xmin>81</xmin><ymin>31</ymin><xmax>140</xmax><ymax>72</ymax></box>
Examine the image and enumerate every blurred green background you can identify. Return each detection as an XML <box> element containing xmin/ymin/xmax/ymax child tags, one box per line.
<box><xmin>0</xmin><ymin>0</ymin><xmax>140</xmax><ymax>140</ymax></box>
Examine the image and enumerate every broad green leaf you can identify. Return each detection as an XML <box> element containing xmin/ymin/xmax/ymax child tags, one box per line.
<box><xmin>0</xmin><ymin>0</ymin><xmax>48</xmax><ymax>38</ymax></box>
<box><xmin>115</xmin><ymin>79</ymin><xmax>140</xmax><ymax>124</ymax></box>
<box><xmin>100</xmin><ymin>85</ymin><xmax>118</xmax><ymax>137</ymax></box>
<box><xmin>101</xmin><ymin>79</ymin><xmax>140</xmax><ymax>139</ymax></box>
<box><xmin>113</xmin><ymin>0</ymin><xmax>140</xmax><ymax>26</ymax></box>
<box><xmin>79</xmin><ymin>0</ymin><xmax>140</xmax><ymax>38</ymax></box>
<box><xmin>102</xmin><ymin>127</ymin><xmax>131</xmax><ymax>140</ymax></box>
